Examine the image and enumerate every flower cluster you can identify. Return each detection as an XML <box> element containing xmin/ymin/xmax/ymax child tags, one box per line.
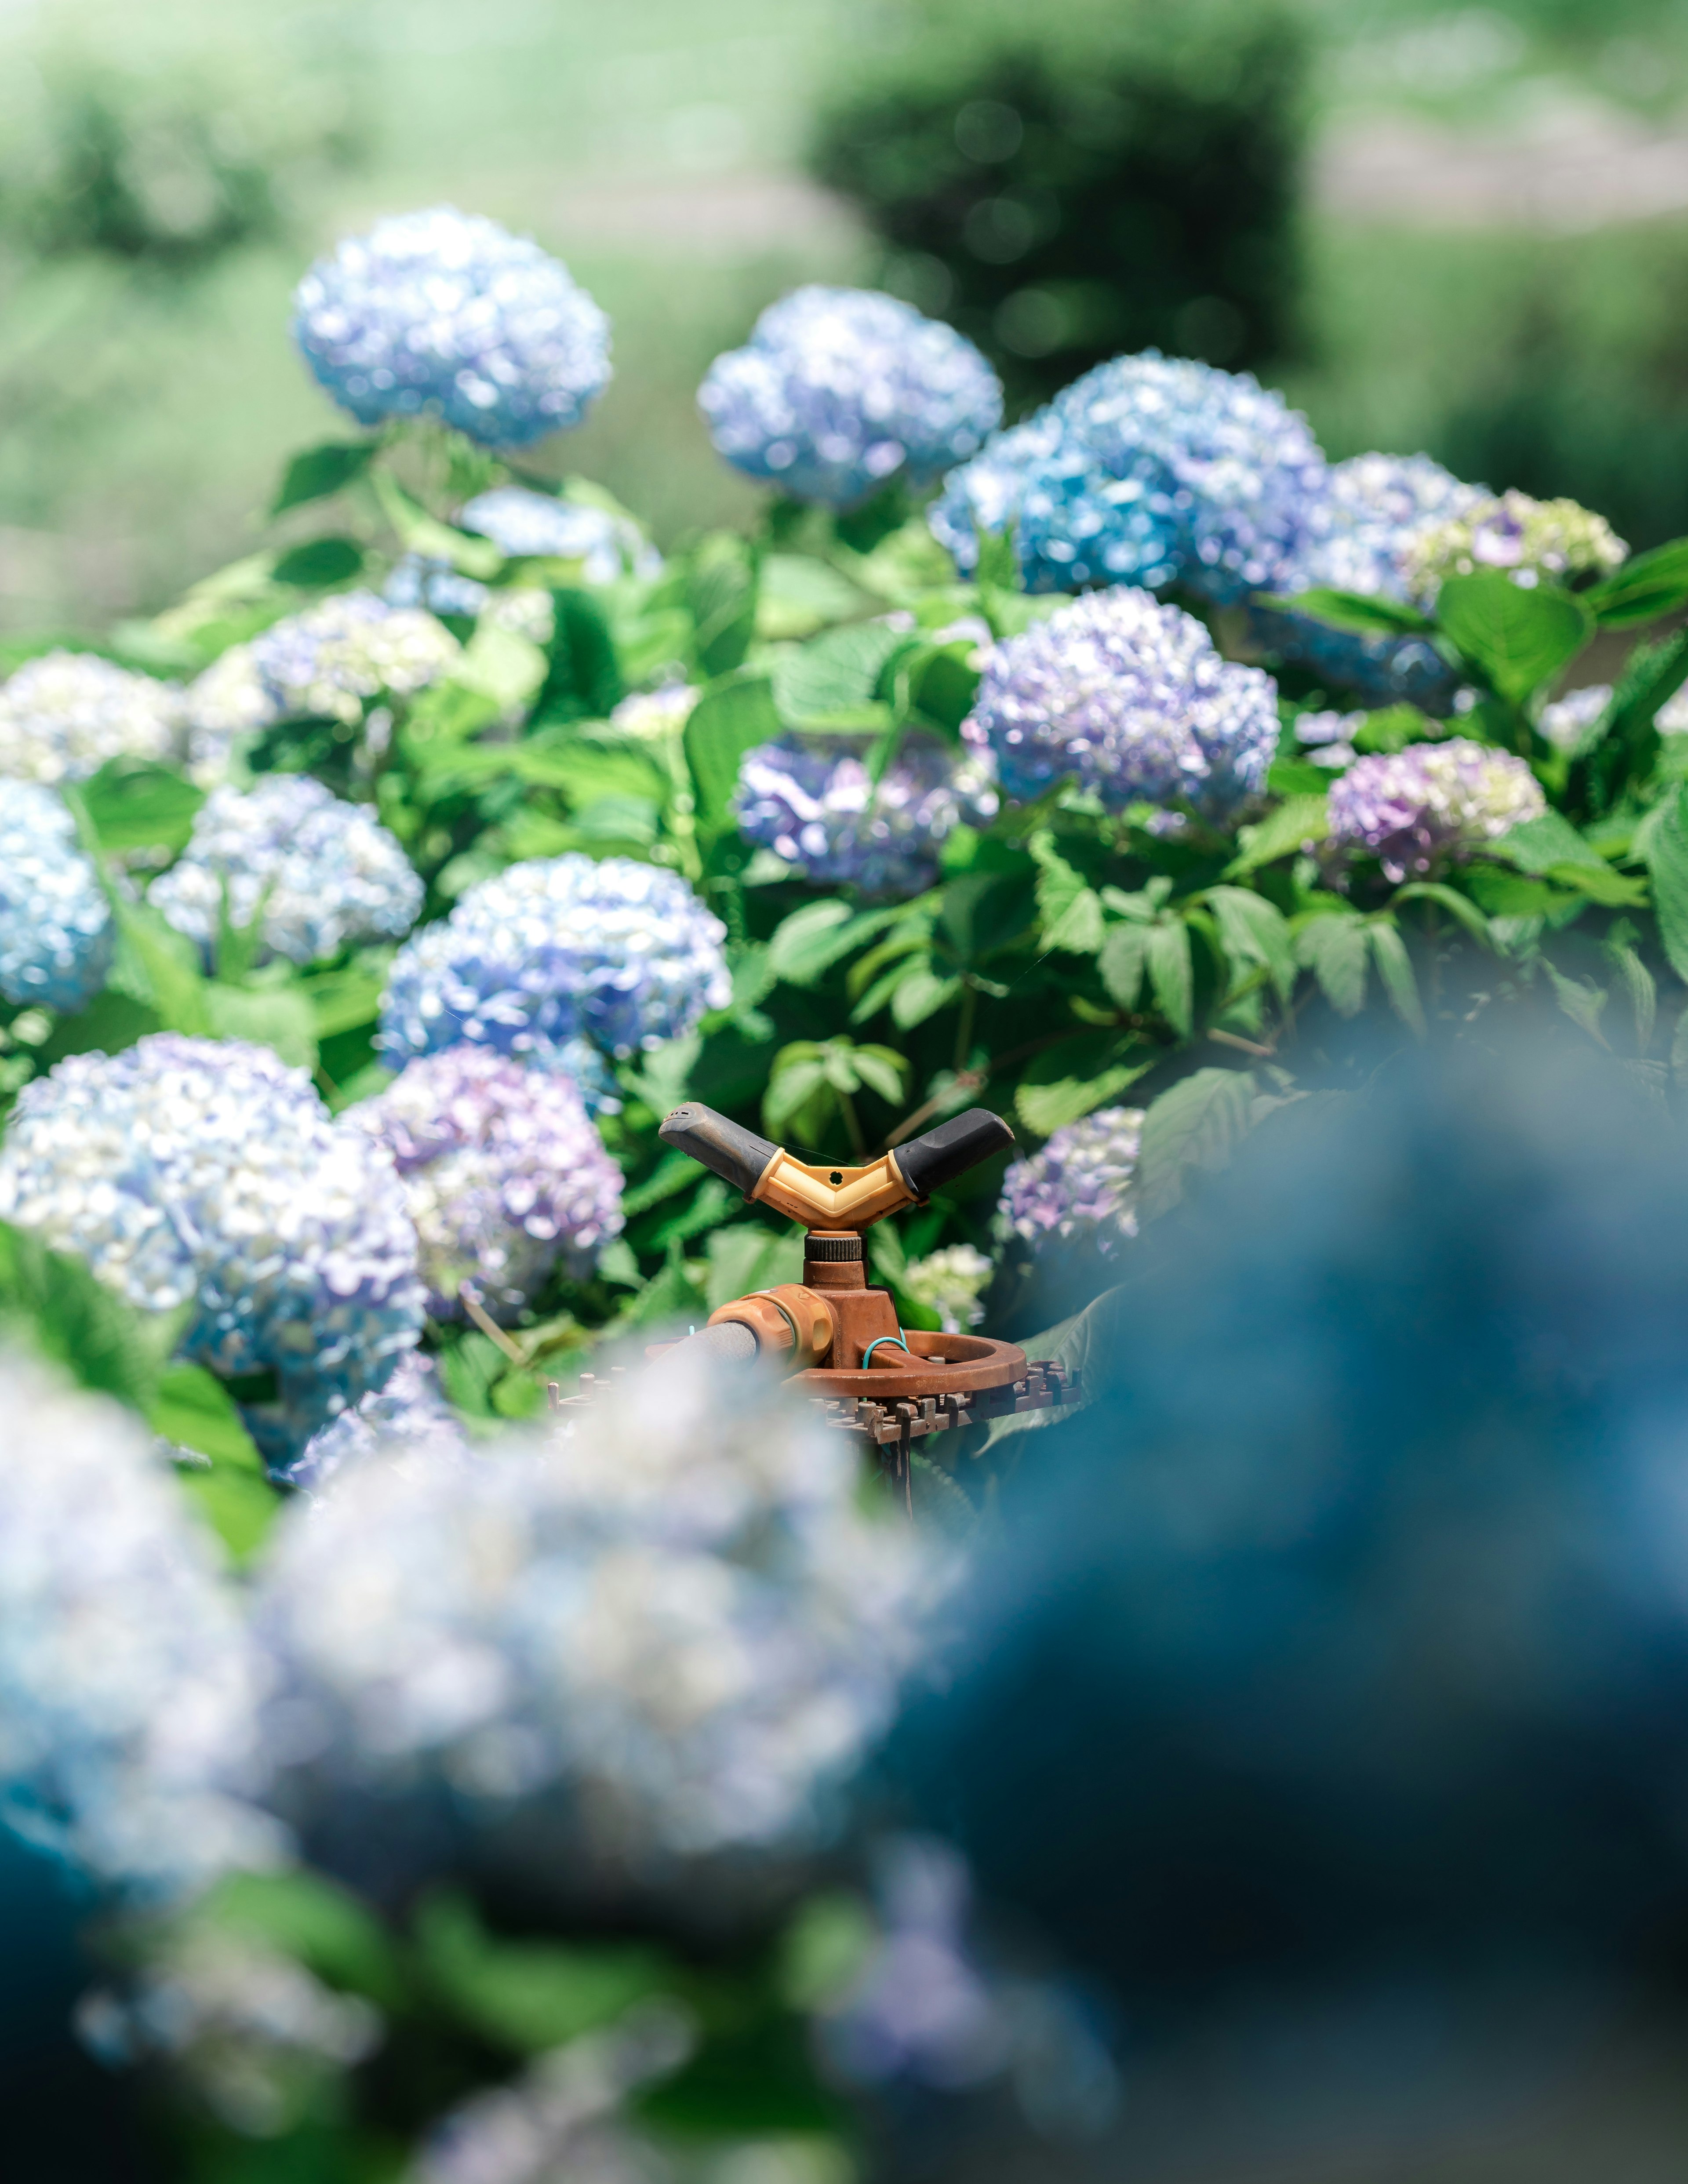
<box><xmin>1327</xmin><ymin>738</ymin><xmax>1546</xmax><ymax>880</ymax></box>
<box><xmin>181</xmin><ymin>645</ymin><xmax>284</xmax><ymax>784</ymax></box>
<box><xmin>0</xmin><ymin>1351</ymin><xmax>275</xmax><ymax>1900</ymax></box>
<box><xmin>609</xmin><ymin>680</ymin><xmax>698</xmax><ymax>741</ymax></box>
<box><xmin>935</xmin><ymin>352</ymin><xmax>1325</xmax><ymax>606</ymax></box>
<box><xmin>286</xmin><ymin>1351</ymin><xmax>467</xmax><ymax>1495</ymax></box>
<box><xmin>150</xmin><ymin>774</ymin><xmax>422</xmax><ymax>967</ymax></box>
<box><xmin>458</xmin><ymin>486</ymin><xmax>659</xmax><ymax>580</ymax></box>
<box><xmin>999</xmin><ymin>1107</ymin><xmax>1145</xmax><ymax>1257</ymax></box>
<box><xmin>254</xmin><ymin>1350</ymin><xmax>940</xmax><ymax>1867</ymax></box>
<box><xmin>0</xmin><ymin>779</ymin><xmax>113</xmax><ymax>1010</ymax></box>
<box><xmin>0</xmin><ymin>650</ymin><xmax>182</xmax><ymax>784</ymax></box>
<box><xmin>1538</xmin><ymin>683</ymin><xmax>1611</xmax><ymax>756</ymax></box>
<box><xmin>1402</xmin><ymin>490</ymin><xmax>1627</xmax><ymax>601</ymax></box>
<box><xmin>962</xmin><ymin>586</ymin><xmax>1279</xmax><ymax>819</ymax></box>
<box><xmin>352</xmin><ymin>1047</ymin><xmax>624</xmax><ymax>1320</ymax></box>
<box><xmin>292</xmin><ymin>206</ymin><xmax>611</xmax><ymax>448</ymax></box>
<box><xmin>1261</xmin><ymin>452</ymin><xmax>1484</xmax><ymax>709</ymax></box>
<box><xmin>249</xmin><ymin>592</ymin><xmax>462</xmax><ymax>727</ymax></box>
<box><xmin>929</xmin><ymin>405</ymin><xmax>1182</xmax><ymax>595</ymax></box>
<box><xmin>734</xmin><ymin>730</ymin><xmax>998</xmax><ymax>894</ymax></box>
<box><xmin>900</xmin><ymin>1244</ymin><xmax>994</xmax><ymax>1333</ymax></box>
<box><xmin>0</xmin><ymin>1035</ymin><xmax>425</xmax><ymax>1468</ymax></box>
<box><xmin>699</xmin><ymin>285</ymin><xmax>1002</xmax><ymax>509</ymax></box>
<box><xmin>382</xmin><ymin>558</ymin><xmax>556</xmax><ymax>645</ymax></box>
<box><xmin>378</xmin><ymin>854</ymin><xmax>731</xmax><ymax>1072</ymax></box>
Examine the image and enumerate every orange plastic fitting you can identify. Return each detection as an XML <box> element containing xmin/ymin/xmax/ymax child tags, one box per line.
<box><xmin>706</xmin><ymin>1283</ymin><xmax>836</xmax><ymax>1370</ymax></box>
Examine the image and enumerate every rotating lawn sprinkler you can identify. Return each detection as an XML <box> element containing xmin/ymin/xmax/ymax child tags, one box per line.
<box><xmin>566</xmin><ymin>1102</ymin><xmax>1083</xmax><ymax>1469</ymax></box>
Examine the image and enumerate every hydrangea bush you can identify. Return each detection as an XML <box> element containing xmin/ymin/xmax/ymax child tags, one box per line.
<box><xmin>4</xmin><ymin>199</ymin><xmax>1688</xmax><ymax>2181</ymax></box>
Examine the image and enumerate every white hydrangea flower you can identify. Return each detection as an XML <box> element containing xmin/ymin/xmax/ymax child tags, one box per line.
<box><xmin>901</xmin><ymin>1244</ymin><xmax>994</xmax><ymax>1332</ymax></box>
<box><xmin>0</xmin><ymin>651</ymin><xmax>182</xmax><ymax>784</ymax></box>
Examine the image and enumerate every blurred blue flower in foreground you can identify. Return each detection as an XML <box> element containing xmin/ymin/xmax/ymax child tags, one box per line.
<box><xmin>254</xmin><ymin>1350</ymin><xmax>941</xmax><ymax>1878</ymax></box>
<box><xmin>378</xmin><ymin>854</ymin><xmax>731</xmax><ymax>1074</ymax></box>
<box><xmin>353</xmin><ymin>1046</ymin><xmax>624</xmax><ymax>1320</ymax></box>
<box><xmin>1328</xmin><ymin>738</ymin><xmax>1544</xmax><ymax>880</ymax></box>
<box><xmin>150</xmin><ymin>775</ymin><xmax>422</xmax><ymax>966</ymax></box>
<box><xmin>293</xmin><ymin>206</ymin><xmax>611</xmax><ymax>447</ymax></box>
<box><xmin>0</xmin><ymin>1352</ymin><xmax>276</xmax><ymax>1901</ymax></box>
<box><xmin>1259</xmin><ymin>452</ymin><xmax>1484</xmax><ymax>709</ymax></box>
<box><xmin>249</xmin><ymin>592</ymin><xmax>462</xmax><ymax>727</ymax></box>
<box><xmin>458</xmin><ymin>486</ymin><xmax>659</xmax><ymax>580</ymax></box>
<box><xmin>0</xmin><ymin>780</ymin><xmax>113</xmax><ymax>1010</ymax></box>
<box><xmin>0</xmin><ymin>651</ymin><xmax>182</xmax><ymax>784</ymax></box>
<box><xmin>733</xmin><ymin>729</ymin><xmax>998</xmax><ymax>894</ymax></box>
<box><xmin>962</xmin><ymin>587</ymin><xmax>1278</xmax><ymax>818</ymax></box>
<box><xmin>699</xmin><ymin>286</ymin><xmax>1002</xmax><ymax>509</ymax></box>
<box><xmin>930</xmin><ymin>405</ymin><xmax>1183</xmax><ymax>595</ymax></box>
<box><xmin>999</xmin><ymin>1107</ymin><xmax>1144</xmax><ymax>1258</ymax></box>
<box><xmin>0</xmin><ymin>1035</ymin><xmax>425</xmax><ymax>1468</ymax></box>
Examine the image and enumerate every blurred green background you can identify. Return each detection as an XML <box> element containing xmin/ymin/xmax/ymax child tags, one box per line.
<box><xmin>0</xmin><ymin>0</ymin><xmax>1685</xmax><ymax>633</ymax></box>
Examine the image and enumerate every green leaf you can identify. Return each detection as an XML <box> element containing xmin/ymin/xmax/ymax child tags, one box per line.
<box><xmin>1604</xmin><ymin>932</ymin><xmax>1657</xmax><ymax>1054</ymax></box>
<box><xmin>890</xmin><ymin>967</ymin><xmax>960</xmax><ymax>1029</ymax></box>
<box><xmin>851</xmin><ymin>1045</ymin><xmax>909</xmax><ymax>1105</ymax></box>
<box><xmin>416</xmin><ymin>1890</ymin><xmax>670</xmax><ymax>2055</ymax></box>
<box><xmin>1263</xmin><ymin>587</ymin><xmax>1434</xmax><ymax>637</ymax></box>
<box><xmin>0</xmin><ymin>1220</ymin><xmax>179</xmax><ymax>1411</ymax></box>
<box><xmin>1146</xmin><ymin>919</ymin><xmax>1193</xmax><ymax>1038</ymax></box>
<box><xmin>770</xmin><ymin>621</ymin><xmax>908</xmax><ymax>727</ymax></box>
<box><xmin>149</xmin><ymin>1361</ymin><xmax>264</xmax><ymax>1467</ymax></box>
<box><xmin>1031</xmin><ymin>836</ymin><xmax>1104</xmax><ymax>953</ymax></box>
<box><xmin>532</xmin><ymin>587</ymin><xmax>624</xmax><ymax>726</ymax></box>
<box><xmin>204</xmin><ymin>1868</ymin><xmax>404</xmax><ymax>2008</ymax></box>
<box><xmin>1435</xmin><ymin>571</ymin><xmax>1592</xmax><ymax>705</ymax></box>
<box><xmin>372</xmin><ymin>471</ymin><xmax>502</xmax><ymax>578</ymax></box>
<box><xmin>974</xmin><ymin>519</ymin><xmax>1019</xmax><ymax>593</ymax></box>
<box><xmin>1298</xmin><ymin>912</ymin><xmax>1370</xmax><ymax>1016</ymax></box>
<box><xmin>204</xmin><ymin>982</ymin><xmax>319</xmax><ymax>1069</ymax></box>
<box><xmin>1582</xmin><ymin>537</ymin><xmax>1688</xmax><ymax>629</ymax></box>
<box><xmin>79</xmin><ymin>759</ymin><xmax>204</xmax><ymax>853</ymax></box>
<box><xmin>1391</xmin><ymin>880</ymin><xmax>1495</xmax><ymax>948</ymax></box>
<box><xmin>1586</xmin><ymin>628</ymin><xmax>1688</xmax><ymax>812</ymax></box>
<box><xmin>1543</xmin><ymin>960</ymin><xmax>1610</xmax><ymax>1047</ymax></box>
<box><xmin>1644</xmin><ymin>783</ymin><xmax>1688</xmax><ymax>984</ymax></box>
<box><xmin>37</xmin><ymin>988</ymin><xmax>160</xmax><ymax>1067</ymax></box>
<box><xmin>686</xmin><ymin>531</ymin><xmax>759</xmax><ymax>679</ymax></box>
<box><xmin>301</xmin><ymin>965</ymin><xmax>386</xmax><ymax>1039</ymax></box>
<box><xmin>107</xmin><ymin>897</ymin><xmax>211</xmax><ymax>1035</ymax></box>
<box><xmin>270</xmin><ymin>440</ymin><xmax>375</xmax><ymax>517</ymax></box>
<box><xmin>1205</xmin><ymin>886</ymin><xmax>1296</xmax><ymax>1003</ymax></box>
<box><xmin>270</xmin><ymin>536</ymin><xmax>365</xmax><ymax>589</ymax></box>
<box><xmin>622</xmin><ymin>1147</ymin><xmax>708</xmax><ymax>1217</ymax></box>
<box><xmin>767</xmin><ymin>899</ymin><xmax>902</xmax><ymax>987</ymax></box>
<box><xmin>1367</xmin><ymin>919</ymin><xmax>1425</xmax><ymax>1038</ymax></box>
<box><xmin>1493</xmin><ymin>810</ymin><xmax>1607</xmax><ymax>875</ymax></box>
<box><xmin>1137</xmin><ymin>1068</ymin><xmax>1259</xmax><ymax>1220</ymax></box>
<box><xmin>684</xmin><ymin>673</ymin><xmax>782</xmax><ymax>836</ymax></box>
<box><xmin>457</xmin><ymin>621</ymin><xmax>548</xmax><ymax>713</ymax></box>
<box><xmin>1226</xmin><ymin>793</ymin><xmax>1329</xmax><ymax>875</ymax></box>
<box><xmin>1014</xmin><ymin>1036</ymin><xmax>1151</xmax><ymax>1135</ymax></box>
<box><xmin>1099</xmin><ymin>922</ymin><xmax>1150</xmax><ymax>1012</ymax></box>
<box><xmin>705</xmin><ymin>1224</ymin><xmax>804</xmax><ymax>1313</ymax></box>
<box><xmin>1542</xmin><ymin>861</ymin><xmax>1648</xmax><ymax>908</ymax></box>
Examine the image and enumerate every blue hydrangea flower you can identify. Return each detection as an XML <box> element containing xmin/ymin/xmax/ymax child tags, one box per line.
<box><xmin>352</xmin><ymin>1046</ymin><xmax>625</xmax><ymax>1320</ymax></box>
<box><xmin>998</xmin><ymin>1106</ymin><xmax>1144</xmax><ymax>1257</ymax></box>
<box><xmin>253</xmin><ymin>1350</ymin><xmax>941</xmax><ymax>1868</ymax></box>
<box><xmin>1055</xmin><ymin>353</ymin><xmax>1327</xmax><ymax>606</ymax></box>
<box><xmin>292</xmin><ymin>206</ymin><xmax>611</xmax><ymax>448</ymax></box>
<box><xmin>284</xmin><ymin>1351</ymin><xmax>468</xmax><ymax>1497</ymax></box>
<box><xmin>0</xmin><ymin>1035</ymin><xmax>426</xmax><ymax>1471</ymax></box>
<box><xmin>378</xmin><ymin>855</ymin><xmax>731</xmax><ymax>1074</ymax></box>
<box><xmin>699</xmin><ymin>286</ymin><xmax>1002</xmax><ymax>509</ymax></box>
<box><xmin>382</xmin><ymin>553</ymin><xmax>490</xmax><ymax>618</ymax></box>
<box><xmin>0</xmin><ymin>780</ymin><xmax>113</xmax><ymax>1010</ymax></box>
<box><xmin>0</xmin><ymin>651</ymin><xmax>183</xmax><ymax>784</ymax></box>
<box><xmin>248</xmin><ymin>592</ymin><xmax>462</xmax><ymax>727</ymax></box>
<box><xmin>962</xmin><ymin>586</ymin><xmax>1279</xmax><ymax>819</ymax></box>
<box><xmin>1259</xmin><ymin>453</ymin><xmax>1484</xmax><ymax>709</ymax></box>
<box><xmin>149</xmin><ymin>775</ymin><xmax>422</xmax><ymax>967</ymax></box>
<box><xmin>733</xmin><ymin>730</ymin><xmax>998</xmax><ymax>894</ymax></box>
<box><xmin>458</xmin><ymin>487</ymin><xmax>660</xmax><ymax>579</ymax></box>
<box><xmin>0</xmin><ymin>1350</ymin><xmax>277</xmax><ymax>1901</ymax></box>
<box><xmin>929</xmin><ymin>404</ymin><xmax>1182</xmax><ymax>594</ymax></box>
<box><xmin>1327</xmin><ymin>739</ymin><xmax>1545</xmax><ymax>882</ymax></box>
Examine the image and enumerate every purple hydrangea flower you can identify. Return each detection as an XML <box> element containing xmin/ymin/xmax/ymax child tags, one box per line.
<box><xmin>0</xmin><ymin>780</ymin><xmax>113</xmax><ymax>1010</ymax></box>
<box><xmin>1260</xmin><ymin>452</ymin><xmax>1485</xmax><ymax>709</ymax></box>
<box><xmin>928</xmin><ymin>405</ymin><xmax>1182</xmax><ymax>594</ymax></box>
<box><xmin>0</xmin><ymin>1034</ymin><xmax>426</xmax><ymax>1470</ymax></box>
<box><xmin>149</xmin><ymin>775</ymin><xmax>422</xmax><ymax>967</ymax></box>
<box><xmin>378</xmin><ymin>854</ymin><xmax>731</xmax><ymax>1074</ymax></box>
<box><xmin>733</xmin><ymin>730</ymin><xmax>998</xmax><ymax>894</ymax></box>
<box><xmin>962</xmin><ymin>586</ymin><xmax>1279</xmax><ymax>819</ymax></box>
<box><xmin>292</xmin><ymin>206</ymin><xmax>611</xmax><ymax>448</ymax></box>
<box><xmin>1403</xmin><ymin>490</ymin><xmax>1627</xmax><ymax>603</ymax></box>
<box><xmin>1327</xmin><ymin>738</ymin><xmax>1546</xmax><ymax>881</ymax></box>
<box><xmin>699</xmin><ymin>286</ymin><xmax>1003</xmax><ymax>509</ymax></box>
<box><xmin>998</xmin><ymin>1106</ymin><xmax>1144</xmax><ymax>1257</ymax></box>
<box><xmin>352</xmin><ymin>1047</ymin><xmax>624</xmax><ymax>1320</ymax></box>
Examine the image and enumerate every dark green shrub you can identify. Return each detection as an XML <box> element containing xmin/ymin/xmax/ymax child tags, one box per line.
<box><xmin>809</xmin><ymin>0</ymin><xmax>1311</xmax><ymax>408</ymax></box>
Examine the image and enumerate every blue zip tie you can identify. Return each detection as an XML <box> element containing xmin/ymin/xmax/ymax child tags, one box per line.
<box><xmin>860</xmin><ymin>1333</ymin><xmax>912</xmax><ymax>1369</ymax></box>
